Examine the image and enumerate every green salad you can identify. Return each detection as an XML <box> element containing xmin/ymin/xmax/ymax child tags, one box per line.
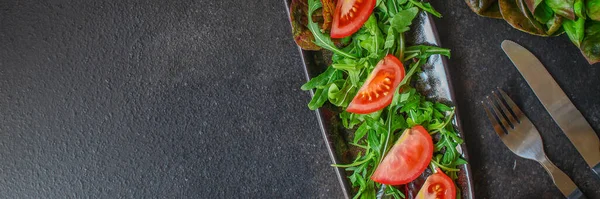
<box><xmin>290</xmin><ymin>0</ymin><xmax>468</xmax><ymax>198</ymax></box>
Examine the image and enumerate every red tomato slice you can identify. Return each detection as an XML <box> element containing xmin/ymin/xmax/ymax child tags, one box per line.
<box><xmin>371</xmin><ymin>125</ymin><xmax>433</xmax><ymax>185</ymax></box>
<box><xmin>346</xmin><ymin>54</ymin><xmax>405</xmax><ymax>114</ymax></box>
<box><xmin>416</xmin><ymin>168</ymin><xmax>456</xmax><ymax>199</ymax></box>
<box><xmin>330</xmin><ymin>0</ymin><xmax>377</xmax><ymax>38</ymax></box>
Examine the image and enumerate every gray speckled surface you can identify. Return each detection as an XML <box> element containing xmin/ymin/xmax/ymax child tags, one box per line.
<box><xmin>0</xmin><ymin>0</ymin><xmax>341</xmax><ymax>198</ymax></box>
<box><xmin>0</xmin><ymin>0</ymin><xmax>598</xmax><ymax>198</ymax></box>
<box><xmin>432</xmin><ymin>0</ymin><xmax>600</xmax><ymax>198</ymax></box>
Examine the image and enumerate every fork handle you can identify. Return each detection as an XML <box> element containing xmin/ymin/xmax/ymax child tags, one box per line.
<box><xmin>538</xmin><ymin>155</ymin><xmax>586</xmax><ymax>199</ymax></box>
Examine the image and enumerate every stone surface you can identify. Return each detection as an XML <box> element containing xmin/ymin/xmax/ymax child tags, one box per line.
<box><xmin>432</xmin><ymin>0</ymin><xmax>600</xmax><ymax>198</ymax></box>
<box><xmin>0</xmin><ymin>0</ymin><xmax>598</xmax><ymax>198</ymax></box>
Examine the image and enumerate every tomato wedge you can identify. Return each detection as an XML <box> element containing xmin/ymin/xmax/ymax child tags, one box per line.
<box><xmin>330</xmin><ymin>0</ymin><xmax>377</xmax><ymax>38</ymax></box>
<box><xmin>346</xmin><ymin>54</ymin><xmax>404</xmax><ymax>114</ymax></box>
<box><xmin>371</xmin><ymin>125</ymin><xmax>433</xmax><ymax>185</ymax></box>
<box><xmin>416</xmin><ymin>168</ymin><xmax>456</xmax><ymax>199</ymax></box>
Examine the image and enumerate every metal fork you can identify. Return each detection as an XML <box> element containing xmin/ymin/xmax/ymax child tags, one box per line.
<box><xmin>482</xmin><ymin>88</ymin><xmax>585</xmax><ymax>199</ymax></box>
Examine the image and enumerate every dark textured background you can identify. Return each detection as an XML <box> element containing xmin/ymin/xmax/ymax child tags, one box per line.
<box><xmin>0</xmin><ymin>0</ymin><xmax>598</xmax><ymax>198</ymax></box>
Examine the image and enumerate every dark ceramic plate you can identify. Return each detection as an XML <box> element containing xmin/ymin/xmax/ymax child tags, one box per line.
<box><xmin>284</xmin><ymin>1</ymin><xmax>475</xmax><ymax>198</ymax></box>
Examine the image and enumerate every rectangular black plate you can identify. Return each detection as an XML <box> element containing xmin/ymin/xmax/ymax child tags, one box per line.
<box><xmin>284</xmin><ymin>1</ymin><xmax>475</xmax><ymax>198</ymax></box>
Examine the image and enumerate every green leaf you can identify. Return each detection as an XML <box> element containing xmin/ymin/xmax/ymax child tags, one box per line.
<box><xmin>405</xmin><ymin>45</ymin><xmax>451</xmax><ymax>59</ymax></box>
<box><xmin>441</xmin><ymin>135</ymin><xmax>457</xmax><ymax>164</ymax></box>
<box><xmin>545</xmin><ymin>15</ymin><xmax>564</xmax><ymax>35</ymax></box>
<box><xmin>408</xmin><ymin>0</ymin><xmax>442</xmax><ymax>17</ymax></box>
<box><xmin>434</xmin><ymin>102</ymin><xmax>453</xmax><ymax>112</ymax></box>
<box><xmin>356</xmin><ymin>15</ymin><xmax>385</xmax><ymax>56</ymax></box>
<box><xmin>390</xmin><ymin>114</ymin><xmax>407</xmax><ymax>132</ymax></box>
<box><xmin>386</xmin><ymin>0</ymin><xmax>399</xmax><ymax>17</ymax></box>
<box><xmin>581</xmin><ymin>21</ymin><xmax>600</xmax><ymax>64</ymax></box>
<box><xmin>354</xmin><ymin>123</ymin><xmax>370</xmax><ymax>144</ymax></box>
<box><xmin>384</xmin><ymin>27</ymin><xmax>396</xmax><ymax>49</ymax></box>
<box><xmin>400</xmin><ymin>92</ymin><xmax>411</xmax><ymax>102</ymax></box>
<box><xmin>340</xmin><ymin>111</ymin><xmax>351</xmax><ymax>129</ymax></box>
<box><xmin>290</xmin><ymin>0</ymin><xmax>322</xmax><ymax>50</ymax></box>
<box><xmin>306</xmin><ymin>0</ymin><xmax>357</xmax><ymax>59</ymax></box>
<box><xmin>354</xmin><ymin>174</ymin><xmax>367</xmax><ymax>199</ymax></box>
<box><xmin>340</xmin><ymin>111</ymin><xmax>367</xmax><ymax>129</ymax></box>
<box><xmin>367</xmin><ymin>128</ymin><xmax>381</xmax><ymax>157</ymax></box>
<box><xmin>333</xmin><ymin>153</ymin><xmax>374</xmax><ymax>168</ymax></box>
<box><xmin>308</xmin><ymin>87</ymin><xmax>329</xmax><ymax>110</ymax></box>
<box><xmin>588</xmin><ymin>0</ymin><xmax>600</xmax><ymax>21</ymax></box>
<box><xmin>545</xmin><ymin>0</ymin><xmax>575</xmax><ymax>20</ymax></box>
<box><xmin>533</xmin><ymin>1</ymin><xmax>554</xmax><ymax>24</ymax></box>
<box><xmin>399</xmin><ymin>59</ymin><xmax>424</xmax><ymax>87</ymax></box>
<box><xmin>454</xmin><ymin>157</ymin><xmax>468</xmax><ymax>166</ymax></box>
<box><xmin>301</xmin><ymin>66</ymin><xmax>337</xmax><ymax>90</ymax></box>
<box><xmin>433</xmin><ymin>109</ymin><xmax>444</xmax><ymax>119</ymax></box>
<box><xmin>390</xmin><ymin>7</ymin><xmax>419</xmax><ymax>33</ymax></box>
<box><xmin>465</xmin><ymin>0</ymin><xmax>502</xmax><ymax>18</ymax></box>
<box><xmin>327</xmin><ymin>81</ymin><xmax>341</xmax><ymax>100</ymax></box>
<box><xmin>430</xmin><ymin>108</ymin><xmax>456</xmax><ymax>133</ymax></box>
<box><xmin>524</xmin><ymin>0</ymin><xmax>543</xmax><ymax>13</ymax></box>
<box><xmin>328</xmin><ymin>79</ymin><xmax>356</xmax><ymax>107</ymax></box>
<box><xmin>498</xmin><ymin>0</ymin><xmax>548</xmax><ymax>36</ymax></box>
<box><xmin>377</xmin><ymin>0</ymin><xmax>389</xmax><ymax>15</ymax></box>
<box><xmin>563</xmin><ymin>17</ymin><xmax>585</xmax><ymax>47</ymax></box>
<box><xmin>385</xmin><ymin>185</ymin><xmax>406</xmax><ymax>199</ymax></box>
<box><xmin>573</xmin><ymin>0</ymin><xmax>584</xmax><ymax>19</ymax></box>
<box><xmin>362</xmin><ymin>181</ymin><xmax>377</xmax><ymax>199</ymax></box>
<box><xmin>427</xmin><ymin>118</ymin><xmax>444</xmax><ymax>130</ymax></box>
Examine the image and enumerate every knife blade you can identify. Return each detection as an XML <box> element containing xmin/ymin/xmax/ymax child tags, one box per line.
<box><xmin>501</xmin><ymin>40</ymin><xmax>600</xmax><ymax>178</ymax></box>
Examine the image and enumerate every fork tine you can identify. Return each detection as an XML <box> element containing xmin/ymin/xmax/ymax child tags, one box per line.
<box><xmin>486</xmin><ymin>96</ymin><xmax>512</xmax><ymax>132</ymax></box>
<box><xmin>482</xmin><ymin>101</ymin><xmax>506</xmax><ymax>137</ymax></box>
<box><xmin>498</xmin><ymin>89</ymin><xmax>525</xmax><ymax>120</ymax></box>
<box><xmin>492</xmin><ymin>90</ymin><xmax>518</xmax><ymax>125</ymax></box>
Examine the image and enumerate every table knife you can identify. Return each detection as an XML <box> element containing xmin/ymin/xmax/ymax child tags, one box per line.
<box><xmin>501</xmin><ymin>40</ymin><xmax>600</xmax><ymax>179</ymax></box>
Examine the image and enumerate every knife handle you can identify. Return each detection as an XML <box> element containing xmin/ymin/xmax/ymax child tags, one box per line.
<box><xmin>593</xmin><ymin>162</ymin><xmax>600</xmax><ymax>177</ymax></box>
<box><xmin>568</xmin><ymin>188</ymin><xmax>587</xmax><ymax>199</ymax></box>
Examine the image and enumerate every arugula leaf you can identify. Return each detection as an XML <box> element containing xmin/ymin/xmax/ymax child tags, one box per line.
<box><xmin>384</xmin><ymin>27</ymin><xmax>396</xmax><ymax>49</ymax></box>
<box><xmin>353</xmin><ymin>123</ymin><xmax>370</xmax><ymax>144</ymax></box>
<box><xmin>408</xmin><ymin>0</ymin><xmax>442</xmax><ymax>17</ymax></box>
<box><xmin>385</xmin><ymin>186</ymin><xmax>405</xmax><ymax>199</ymax></box>
<box><xmin>306</xmin><ymin>0</ymin><xmax>357</xmax><ymax>59</ymax></box>
<box><xmin>390</xmin><ymin>7</ymin><xmax>419</xmax><ymax>33</ymax></box>
<box><xmin>333</xmin><ymin>61</ymin><xmax>365</xmax><ymax>87</ymax></box>
<box><xmin>386</xmin><ymin>0</ymin><xmax>399</xmax><ymax>16</ymax></box>
<box><xmin>356</xmin><ymin>15</ymin><xmax>385</xmax><ymax>57</ymax></box>
<box><xmin>328</xmin><ymin>79</ymin><xmax>357</xmax><ymax>107</ymax></box>
<box><xmin>399</xmin><ymin>58</ymin><xmax>425</xmax><ymax>87</ymax></box>
<box><xmin>435</xmin><ymin>102</ymin><xmax>453</xmax><ymax>112</ymax></box>
<box><xmin>377</xmin><ymin>0</ymin><xmax>389</xmax><ymax>16</ymax></box>
<box><xmin>301</xmin><ymin>66</ymin><xmax>338</xmax><ymax>90</ymax></box>
<box><xmin>308</xmin><ymin>87</ymin><xmax>329</xmax><ymax>110</ymax></box>
<box><xmin>454</xmin><ymin>157</ymin><xmax>468</xmax><ymax>166</ymax></box>
<box><xmin>405</xmin><ymin>45</ymin><xmax>452</xmax><ymax>59</ymax></box>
